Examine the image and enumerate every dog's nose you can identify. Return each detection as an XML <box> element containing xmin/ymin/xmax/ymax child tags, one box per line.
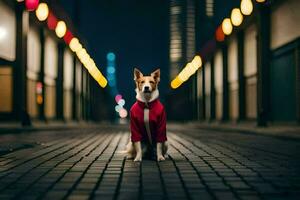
<box><xmin>144</xmin><ymin>86</ymin><xmax>150</xmax><ymax>91</ymax></box>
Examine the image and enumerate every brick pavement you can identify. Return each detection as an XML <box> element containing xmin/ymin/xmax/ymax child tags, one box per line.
<box><xmin>0</xmin><ymin>126</ymin><xmax>299</xmax><ymax>200</ymax></box>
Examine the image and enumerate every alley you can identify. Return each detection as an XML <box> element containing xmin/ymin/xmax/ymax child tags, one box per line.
<box><xmin>0</xmin><ymin>125</ymin><xmax>299</xmax><ymax>200</ymax></box>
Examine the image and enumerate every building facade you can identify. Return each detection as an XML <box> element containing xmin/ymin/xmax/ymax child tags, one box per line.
<box><xmin>194</xmin><ymin>0</ymin><xmax>300</xmax><ymax>125</ymax></box>
<box><xmin>167</xmin><ymin>0</ymin><xmax>300</xmax><ymax>125</ymax></box>
<box><xmin>0</xmin><ymin>0</ymin><xmax>102</xmax><ymax>124</ymax></box>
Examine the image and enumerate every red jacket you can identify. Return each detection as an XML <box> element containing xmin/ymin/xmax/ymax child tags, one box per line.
<box><xmin>130</xmin><ymin>99</ymin><xmax>167</xmax><ymax>143</ymax></box>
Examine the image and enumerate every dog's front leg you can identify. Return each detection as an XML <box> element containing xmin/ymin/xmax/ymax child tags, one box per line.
<box><xmin>133</xmin><ymin>141</ymin><xmax>142</xmax><ymax>162</ymax></box>
<box><xmin>157</xmin><ymin>143</ymin><xmax>165</xmax><ymax>161</ymax></box>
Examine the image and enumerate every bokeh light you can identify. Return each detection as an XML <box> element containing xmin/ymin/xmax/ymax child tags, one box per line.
<box><xmin>119</xmin><ymin>109</ymin><xmax>128</xmax><ymax>118</ymax></box>
<box><xmin>215</xmin><ymin>26</ymin><xmax>225</xmax><ymax>42</ymax></box>
<box><xmin>35</xmin><ymin>3</ymin><xmax>49</xmax><ymax>21</ymax></box>
<box><xmin>55</xmin><ymin>21</ymin><xmax>67</xmax><ymax>38</ymax></box>
<box><xmin>231</xmin><ymin>8</ymin><xmax>243</xmax><ymax>26</ymax></box>
<box><xmin>241</xmin><ymin>0</ymin><xmax>253</xmax><ymax>16</ymax></box>
<box><xmin>25</xmin><ymin>0</ymin><xmax>39</xmax><ymax>11</ymax></box>
<box><xmin>222</xmin><ymin>18</ymin><xmax>233</xmax><ymax>35</ymax></box>
<box><xmin>115</xmin><ymin>95</ymin><xmax>122</xmax><ymax>103</ymax></box>
<box><xmin>107</xmin><ymin>52</ymin><xmax>116</xmax><ymax>61</ymax></box>
<box><xmin>47</xmin><ymin>12</ymin><xmax>57</xmax><ymax>30</ymax></box>
<box><xmin>69</xmin><ymin>38</ymin><xmax>82</xmax><ymax>52</ymax></box>
<box><xmin>115</xmin><ymin>105</ymin><xmax>121</xmax><ymax>112</ymax></box>
<box><xmin>118</xmin><ymin>99</ymin><xmax>125</xmax><ymax>107</ymax></box>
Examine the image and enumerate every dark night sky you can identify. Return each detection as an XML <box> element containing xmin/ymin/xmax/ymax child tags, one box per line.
<box><xmin>60</xmin><ymin>0</ymin><xmax>169</xmax><ymax>109</ymax></box>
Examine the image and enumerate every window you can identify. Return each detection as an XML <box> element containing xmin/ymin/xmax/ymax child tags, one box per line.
<box><xmin>206</xmin><ymin>0</ymin><xmax>214</xmax><ymax>17</ymax></box>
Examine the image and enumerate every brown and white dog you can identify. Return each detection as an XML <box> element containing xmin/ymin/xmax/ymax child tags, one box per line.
<box><xmin>124</xmin><ymin>68</ymin><xmax>168</xmax><ymax>162</ymax></box>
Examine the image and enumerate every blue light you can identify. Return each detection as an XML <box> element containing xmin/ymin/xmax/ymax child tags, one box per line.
<box><xmin>107</xmin><ymin>66</ymin><xmax>115</xmax><ymax>74</ymax></box>
<box><xmin>107</xmin><ymin>52</ymin><xmax>116</xmax><ymax>61</ymax></box>
<box><xmin>109</xmin><ymin>79</ymin><xmax>116</xmax><ymax>87</ymax></box>
<box><xmin>118</xmin><ymin>99</ymin><xmax>125</xmax><ymax>107</ymax></box>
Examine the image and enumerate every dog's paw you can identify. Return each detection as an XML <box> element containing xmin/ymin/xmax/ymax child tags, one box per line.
<box><xmin>134</xmin><ymin>156</ymin><xmax>142</xmax><ymax>162</ymax></box>
<box><xmin>157</xmin><ymin>155</ymin><xmax>165</xmax><ymax>162</ymax></box>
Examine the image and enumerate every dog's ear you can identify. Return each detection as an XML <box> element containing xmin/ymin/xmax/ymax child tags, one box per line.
<box><xmin>134</xmin><ymin>68</ymin><xmax>143</xmax><ymax>81</ymax></box>
<box><xmin>151</xmin><ymin>69</ymin><xmax>160</xmax><ymax>82</ymax></box>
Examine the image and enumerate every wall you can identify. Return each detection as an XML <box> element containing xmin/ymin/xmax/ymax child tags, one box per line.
<box><xmin>44</xmin><ymin>35</ymin><xmax>57</xmax><ymax>119</ymax></box>
<box><xmin>214</xmin><ymin>50</ymin><xmax>223</xmax><ymax>120</ymax></box>
<box><xmin>63</xmin><ymin>49</ymin><xmax>73</xmax><ymax>120</ymax></box>
<box><xmin>244</xmin><ymin>24</ymin><xmax>257</xmax><ymax>119</ymax></box>
<box><xmin>205</xmin><ymin>62</ymin><xmax>211</xmax><ymax>119</ymax></box>
<box><xmin>271</xmin><ymin>0</ymin><xmax>300</xmax><ymax>49</ymax></box>
<box><xmin>27</xmin><ymin>26</ymin><xmax>41</xmax><ymax>117</ymax></box>
<box><xmin>0</xmin><ymin>2</ymin><xmax>15</xmax><ymax>113</ymax></box>
<box><xmin>0</xmin><ymin>1</ymin><xmax>16</xmax><ymax>61</ymax></box>
<box><xmin>228</xmin><ymin>36</ymin><xmax>239</xmax><ymax>120</ymax></box>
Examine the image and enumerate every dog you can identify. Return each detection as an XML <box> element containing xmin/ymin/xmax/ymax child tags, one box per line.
<box><xmin>124</xmin><ymin>68</ymin><xmax>168</xmax><ymax>162</ymax></box>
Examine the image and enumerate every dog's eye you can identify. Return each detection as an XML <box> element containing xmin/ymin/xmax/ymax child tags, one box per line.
<box><xmin>150</xmin><ymin>81</ymin><xmax>154</xmax><ymax>84</ymax></box>
<box><xmin>141</xmin><ymin>81</ymin><xmax>145</xmax><ymax>84</ymax></box>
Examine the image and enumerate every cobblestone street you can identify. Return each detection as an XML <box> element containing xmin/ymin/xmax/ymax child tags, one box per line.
<box><xmin>0</xmin><ymin>125</ymin><xmax>300</xmax><ymax>200</ymax></box>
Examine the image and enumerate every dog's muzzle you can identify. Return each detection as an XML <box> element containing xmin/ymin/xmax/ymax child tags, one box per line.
<box><xmin>143</xmin><ymin>86</ymin><xmax>151</xmax><ymax>93</ymax></box>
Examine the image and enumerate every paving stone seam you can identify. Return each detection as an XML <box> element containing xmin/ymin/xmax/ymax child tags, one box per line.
<box><xmin>201</xmin><ymin>139</ymin><xmax>292</xmax><ymax>196</ymax></box>
<box><xmin>12</xmin><ymin>133</ymin><xmax>102</xmax><ymax>199</ymax></box>
<box><xmin>168</xmin><ymin>135</ymin><xmax>217</xmax><ymax>200</ymax></box>
<box><xmin>61</xmin><ymin>134</ymin><xmax>114</xmax><ymax>199</ymax></box>
<box><xmin>112</xmin><ymin>133</ymin><xmax>130</xmax><ymax>200</ymax></box>
<box><xmin>0</xmin><ymin>134</ymin><xmax>90</xmax><ymax>175</ymax></box>
<box><xmin>88</xmin><ymin>133</ymin><xmax>122</xmax><ymax>200</ymax></box>
<box><xmin>175</xmin><ymin>133</ymin><xmax>273</xmax><ymax>199</ymax></box>
<box><xmin>1</xmin><ymin>133</ymin><xmax>97</xmax><ymax>196</ymax></box>
<box><xmin>167</xmin><ymin>143</ymin><xmax>193</xmax><ymax>200</ymax></box>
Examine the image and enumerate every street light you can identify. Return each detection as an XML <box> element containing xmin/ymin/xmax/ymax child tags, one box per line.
<box><xmin>25</xmin><ymin>0</ymin><xmax>39</xmax><ymax>11</ymax></box>
<box><xmin>231</xmin><ymin>8</ymin><xmax>243</xmax><ymax>26</ymax></box>
<box><xmin>222</xmin><ymin>18</ymin><xmax>233</xmax><ymax>35</ymax></box>
<box><xmin>69</xmin><ymin>38</ymin><xmax>82</xmax><ymax>52</ymax></box>
<box><xmin>35</xmin><ymin>3</ymin><xmax>48</xmax><ymax>21</ymax></box>
<box><xmin>215</xmin><ymin>26</ymin><xmax>225</xmax><ymax>42</ymax></box>
<box><xmin>55</xmin><ymin>21</ymin><xmax>67</xmax><ymax>38</ymax></box>
<box><xmin>171</xmin><ymin>76</ymin><xmax>183</xmax><ymax>89</ymax></box>
<box><xmin>241</xmin><ymin>0</ymin><xmax>253</xmax><ymax>16</ymax></box>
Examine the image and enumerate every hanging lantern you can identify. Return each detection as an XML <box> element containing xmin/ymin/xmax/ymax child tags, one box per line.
<box><xmin>25</xmin><ymin>0</ymin><xmax>39</xmax><ymax>11</ymax></box>
<box><xmin>231</xmin><ymin>8</ymin><xmax>243</xmax><ymax>26</ymax></box>
<box><xmin>222</xmin><ymin>18</ymin><xmax>233</xmax><ymax>35</ymax></box>
<box><xmin>215</xmin><ymin>26</ymin><xmax>225</xmax><ymax>42</ymax></box>
<box><xmin>241</xmin><ymin>0</ymin><xmax>253</xmax><ymax>16</ymax></box>
<box><xmin>69</xmin><ymin>38</ymin><xmax>82</xmax><ymax>52</ymax></box>
<box><xmin>171</xmin><ymin>76</ymin><xmax>183</xmax><ymax>89</ymax></box>
<box><xmin>63</xmin><ymin>30</ymin><xmax>73</xmax><ymax>44</ymax></box>
<box><xmin>35</xmin><ymin>3</ymin><xmax>49</xmax><ymax>21</ymax></box>
<box><xmin>55</xmin><ymin>21</ymin><xmax>67</xmax><ymax>38</ymax></box>
<box><xmin>47</xmin><ymin>12</ymin><xmax>57</xmax><ymax>30</ymax></box>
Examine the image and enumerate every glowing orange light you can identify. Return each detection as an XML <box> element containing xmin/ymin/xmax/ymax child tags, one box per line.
<box><xmin>216</xmin><ymin>26</ymin><xmax>225</xmax><ymax>42</ymax></box>
<box><xmin>37</xmin><ymin>95</ymin><xmax>43</xmax><ymax>104</ymax></box>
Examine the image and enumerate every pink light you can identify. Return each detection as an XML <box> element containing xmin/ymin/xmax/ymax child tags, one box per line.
<box><xmin>119</xmin><ymin>108</ymin><xmax>128</xmax><ymax>118</ymax></box>
<box><xmin>25</xmin><ymin>0</ymin><xmax>39</xmax><ymax>11</ymax></box>
<box><xmin>115</xmin><ymin>94</ymin><xmax>122</xmax><ymax>104</ymax></box>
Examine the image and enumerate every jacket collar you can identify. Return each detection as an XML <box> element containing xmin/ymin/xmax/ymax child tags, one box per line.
<box><xmin>136</xmin><ymin>89</ymin><xmax>159</xmax><ymax>108</ymax></box>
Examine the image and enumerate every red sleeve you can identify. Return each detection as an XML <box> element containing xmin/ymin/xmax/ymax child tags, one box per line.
<box><xmin>130</xmin><ymin>109</ymin><xmax>142</xmax><ymax>142</ymax></box>
<box><xmin>156</xmin><ymin>107</ymin><xmax>167</xmax><ymax>143</ymax></box>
